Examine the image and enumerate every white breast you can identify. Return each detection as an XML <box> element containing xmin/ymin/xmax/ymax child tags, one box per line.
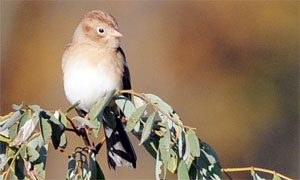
<box><xmin>63</xmin><ymin>46</ymin><xmax>122</xmax><ymax>112</ymax></box>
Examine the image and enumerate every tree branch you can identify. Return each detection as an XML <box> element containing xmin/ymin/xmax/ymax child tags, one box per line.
<box><xmin>222</xmin><ymin>167</ymin><xmax>294</xmax><ymax>180</ymax></box>
<box><xmin>65</xmin><ymin>115</ymin><xmax>80</xmax><ymax>135</ymax></box>
<box><xmin>64</xmin><ymin>115</ymin><xmax>92</xmax><ymax>150</ymax></box>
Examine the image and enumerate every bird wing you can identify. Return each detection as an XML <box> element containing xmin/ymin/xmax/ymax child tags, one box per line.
<box><xmin>118</xmin><ymin>47</ymin><xmax>132</xmax><ymax>100</ymax></box>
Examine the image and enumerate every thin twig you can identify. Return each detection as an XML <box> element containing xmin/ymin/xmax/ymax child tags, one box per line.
<box><xmin>222</xmin><ymin>167</ymin><xmax>294</xmax><ymax>180</ymax></box>
<box><xmin>95</xmin><ymin>137</ymin><xmax>106</xmax><ymax>154</ymax></box>
<box><xmin>65</xmin><ymin>115</ymin><xmax>80</xmax><ymax>135</ymax></box>
<box><xmin>219</xmin><ymin>163</ymin><xmax>233</xmax><ymax>180</ymax></box>
<box><xmin>65</xmin><ymin>127</ymin><xmax>79</xmax><ymax>133</ymax></box>
<box><xmin>79</xmin><ymin>128</ymin><xmax>91</xmax><ymax>147</ymax></box>
<box><xmin>118</xmin><ymin>90</ymin><xmax>195</xmax><ymax>130</ymax></box>
<box><xmin>0</xmin><ymin>112</ymin><xmax>14</xmax><ymax>120</ymax></box>
<box><xmin>2</xmin><ymin>144</ymin><xmax>26</xmax><ymax>179</ymax></box>
<box><xmin>65</xmin><ymin>115</ymin><xmax>92</xmax><ymax>150</ymax></box>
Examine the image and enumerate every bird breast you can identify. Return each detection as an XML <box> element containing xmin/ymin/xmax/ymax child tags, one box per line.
<box><xmin>62</xmin><ymin>44</ymin><xmax>124</xmax><ymax>112</ymax></box>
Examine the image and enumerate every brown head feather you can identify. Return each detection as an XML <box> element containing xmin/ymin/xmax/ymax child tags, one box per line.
<box><xmin>84</xmin><ymin>10</ymin><xmax>118</xmax><ymax>30</ymax></box>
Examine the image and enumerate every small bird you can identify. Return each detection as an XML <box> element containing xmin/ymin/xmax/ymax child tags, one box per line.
<box><xmin>62</xmin><ymin>10</ymin><xmax>136</xmax><ymax>169</ymax></box>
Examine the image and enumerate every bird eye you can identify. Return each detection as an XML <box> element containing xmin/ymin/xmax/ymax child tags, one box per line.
<box><xmin>97</xmin><ymin>27</ymin><xmax>104</xmax><ymax>34</ymax></box>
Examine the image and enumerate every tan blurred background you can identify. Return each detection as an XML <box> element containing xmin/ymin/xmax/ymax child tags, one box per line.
<box><xmin>1</xmin><ymin>1</ymin><xmax>299</xmax><ymax>179</ymax></box>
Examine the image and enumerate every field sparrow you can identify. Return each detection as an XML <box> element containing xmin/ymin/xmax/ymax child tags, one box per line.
<box><xmin>62</xmin><ymin>10</ymin><xmax>136</xmax><ymax>169</ymax></box>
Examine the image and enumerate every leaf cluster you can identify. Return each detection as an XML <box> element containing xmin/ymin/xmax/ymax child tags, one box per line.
<box><xmin>0</xmin><ymin>104</ymin><xmax>66</xmax><ymax>179</ymax></box>
<box><xmin>0</xmin><ymin>90</ymin><xmax>291</xmax><ymax>180</ymax></box>
<box><xmin>116</xmin><ymin>93</ymin><xmax>222</xmax><ymax>180</ymax></box>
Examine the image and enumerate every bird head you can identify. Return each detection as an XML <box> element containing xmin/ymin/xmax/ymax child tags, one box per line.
<box><xmin>72</xmin><ymin>10</ymin><xmax>123</xmax><ymax>49</ymax></box>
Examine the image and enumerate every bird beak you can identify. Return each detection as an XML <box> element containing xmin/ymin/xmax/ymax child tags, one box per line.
<box><xmin>112</xmin><ymin>30</ymin><xmax>123</xmax><ymax>38</ymax></box>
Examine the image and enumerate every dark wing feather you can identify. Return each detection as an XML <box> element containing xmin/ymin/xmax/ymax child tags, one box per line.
<box><xmin>117</xmin><ymin>47</ymin><xmax>132</xmax><ymax>100</ymax></box>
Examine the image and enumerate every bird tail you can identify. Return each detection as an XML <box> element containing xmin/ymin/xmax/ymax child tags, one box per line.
<box><xmin>103</xmin><ymin>108</ymin><xmax>137</xmax><ymax>169</ymax></box>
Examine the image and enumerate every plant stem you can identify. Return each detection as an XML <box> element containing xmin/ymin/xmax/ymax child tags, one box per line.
<box><xmin>95</xmin><ymin>137</ymin><xmax>106</xmax><ymax>154</ymax></box>
<box><xmin>79</xmin><ymin>128</ymin><xmax>91</xmax><ymax>147</ymax></box>
<box><xmin>64</xmin><ymin>115</ymin><xmax>93</xmax><ymax>151</ymax></box>
<box><xmin>2</xmin><ymin>144</ymin><xmax>26</xmax><ymax>179</ymax></box>
<box><xmin>222</xmin><ymin>167</ymin><xmax>293</xmax><ymax>180</ymax></box>
<box><xmin>65</xmin><ymin>115</ymin><xmax>80</xmax><ymax>136</ymax></box>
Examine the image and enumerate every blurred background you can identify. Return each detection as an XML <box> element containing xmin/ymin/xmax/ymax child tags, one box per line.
<box><xmin>1</xmin><ymin>1</ymin><xmax>299</xmax><ymax>179</ymax></box>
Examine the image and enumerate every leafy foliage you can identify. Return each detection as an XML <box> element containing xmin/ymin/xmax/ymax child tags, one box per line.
<box><xmin>66</xmin><ymin>148</ymin><xmax>104</xmax><ymax>180</ymax></box>
<box><xmin>0</xmin><ymin>105</ymin><xmax>49</xmax><ymax>179</ymax></box>
<box><xmin>0</xmin><ymin>90</ymin><xmax>291</xmax><ymax>180</ymax></box>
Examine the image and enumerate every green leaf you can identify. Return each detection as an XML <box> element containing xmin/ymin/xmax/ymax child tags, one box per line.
<box><xmin>59</xmin><ymin>133</ymin><xmax>67</xmax><ymax>148</ymax></box>
<box><xmin>73</xmin><ymin>116</ymin><xmax>97</xmax><ymax>129</ymax></box>
<box><xmin>10</xmin><ymin>117</ymin><xmax>38</xmax><ymax>146</ymax></box>
<box><xmin>46</xmin><ymin>111</ymin><xmax>61</xmax><ymax>125</ymax></box>
<box><xmin>186</xmin><ymin>130</ymin><xmax>200</xmax><ymax>157</ymax></box>
<box><xmin>159</xmin><ymin>124</ymin><xmax>171</xmax><ymax>179</ymax></box>
<box><xmin>11</xmin><ymin>173</ymin><xmax>18</xmax><ymax>180</ymax></box>
<box><xmin>33</xmin><ymin>162</ymin><xmax>46</xmax><ymax>179</ymax></box>
<box><xmin>27</xmin><ymin>135</ymin><xmax>43</xmax><ymax>149</ymax></box>
<box><xmin>209</xmin><ymin>166</ymin><xmax>222</xmax><ymax>179</ymax></box>
<box><xmin>251</xmin><ymin>170</ymin><xmax>266</xmax><ymax>180</ymax></box>
<box><xmin>20</xmin><ymin>147</ymin><xmax>26</xmax><ymax>159</ymax></box>
<box><xmin>0</xmin><ymin>135</ymin><xmax>10</xmax><ymax>143</ymax></box>
<box><xmin>92</xmin><ymin>125</ymin><xmax>101</xmax><ymax>138</ymax></box>
<box><xmin>39</xmin><ymin>144</ymin><xmax>48</xmax><ymax>163</ymax></box>
<box><xmin>178</xmin><ymin>160</ymin><xmax>190</xmax><ymax>180</ymax></box>
<box><xmin>182</xmin><ymin>132</ymin><xmax>193</xmax><ymax>167</ymax></box>
<box><xmin>18</xmin><ymin>111</ymin><xmax>32</xmax><ymax>130</ymax></box>
<box><xmin>11</xmin><ymin>102</ymin><xmax>24</xmax><ymax>111</ymax></box>
<box><xmin>90</xmin><ymin>90</ymin><xmax>116</xmax><ymax>120</ymax></box>
<box><xmin>0</xmin><ymin>113</ymin><xmax>13</xmax><ymax>123</ymax></box>
<box><xmin>58</xmin><ymin>111</ymin><xmax>67</xmax><ymax>127</ymax></box>
<box><xmin>89</xmin><ymin>151</ymin><xmax>105</xmax><ymax>179</ymax></box>
<box><xmin>133</xmin><ymin>120</ymin><xmax>141</xmax><ymax>133</ymax></box>
<box><xmin>145</xmin><ymin>94</ymin><xmax>182</xmax><ymax>125</ymax></box>
<box><xmin>15</xmin><ymin>156</ymin><xmax>25</xmax><ymax>179</ymax></box>
<box><xmin>28</xmin><ymin>105</ymin><xmax>41</xmax><ymax>112</ymax></box>
<box><xmin>38</xmin><ymin>111</ymin><xmax>64</xmax><ymax>149</ymax></box>
<box><xmin>182</xmin><ymin>131</ymin><xmax>201</xmax><ymax>169</ymax></box>
<box><xmin>188</xmin><ymin>140</ymin><xmax>222</xmax><ymax>179</ymax></box>
<box><xmin>30</xmin><ymin>145</ymin><xmax>47</xmax><ymax>176</ymax></box>
<box><xmin>200</xmin><ymin>141</ymin><xmax>220</xmax><ymax>166</ymax></box>
<box><xmin>82</xmin><ymin>157</ymin><xmax>90</xmax><ymax>179</ymax></box>
<box><xmin>167</xmin><ymin>149</ymin><xmax>178</xmax><ymax>173</ymax></box>
<box><xmin>115</xmin><ymin>95</ymin><xmax>136</xmax><ymax>117</ymax></box>
<box><xmin>0</xmin><ymin>111</ymin><xmax>22</xmax><ymax>131</ymax></box>
<box><xmin>0</xmin><ymin>142</ymin><xmax>7</xmax><ymax>170</ymax></box>
<box><xmin>27</xmin><ymin>146</ymin><xmax>40</xmax><ymax>162</ymax></box>
<box><xmin>67</xmin><ymin>154</ymin><xmax>77</xmax><ymax>179</ymax></box>
<box><xmin>155</xmin><ymin>150</ymin><xmax>162</xmax><ymax>180</ymax></box>
<box><xmin>5</xmin><ymin>148</ymin><xmax>16</xmax><ymax>167</ymax></box>
<box><xmin>140</xmin><ymin>111</ymin><xmax>156</xmax><ymax>145</ymax></box>
<box><xmin>126</xmin><ymin>104</ymin><xmax>148</xmax><ymax>132</ymax></box>
<box><xmin>145</xmin><ymin>94</ymin><xmax>173</xmax><ymax>113</ymax></box>
<box><xmin>9</xmin><ymin>124</ymin><xmax>18</xmax><ymax>139</ymax></box>
<box><xmin>139</xmin><ymin>134</ymin><xmax>159</xmax><ymax>159</ymax></box>
<box><xmin>178</xmin><ymin>130</ymin><xmax>184</xmax><ymax>158</ymax></box>
<box><xmin>66</xmin><ymin>101</ymin><xmax>80</xmax><ymax>113</ymax></box>
<box><xmin>48</xmin><ymin>121</ymin><xmax>64</xmax><ymax>149</ymax></box>
<box><xmin>201</xmin><ymin>149</ymin><xmax>217</xmax><ymax>165</ymax></box>
<box><xmin>0</xmin><ymin>129</ymin><xmax>9</xmax><ymax>139</ymax></box>
<box><xmin>273</xmin><ymin>174</ymin><xmax>281</xmax><ymax>180</ymax></box>
<box><xmin>40</xmin><ymin>117</ymin><xmax>52</xmax><ymax>144</ymax></box>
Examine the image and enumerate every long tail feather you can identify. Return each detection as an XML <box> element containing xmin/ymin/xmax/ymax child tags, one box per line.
<box><xmin>103</xmin><ymin>108</ymin><xmax>136</xmax><ymax>169</ymax></box>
